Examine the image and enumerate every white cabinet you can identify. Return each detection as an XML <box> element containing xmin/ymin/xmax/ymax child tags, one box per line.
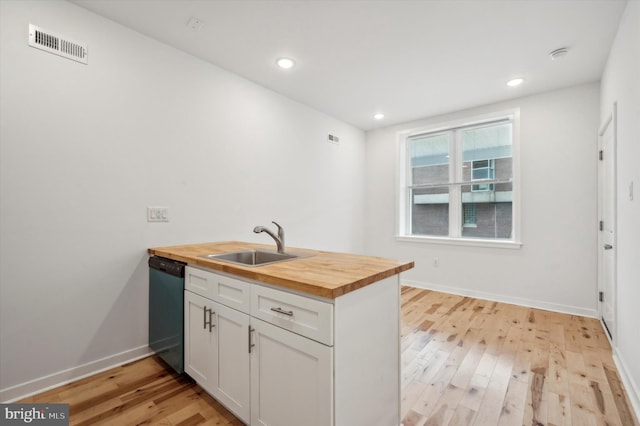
<box><xmin>213</xmin><ymin>300</ymin><xmax>251</xmax><ymax>422</ymax></box>
<box><xmin>251</xmin><ymin>283</ymin><xmax>333</xmax><ymax>345</ymax></box>
<box><xmin>185</xmin><ymin>266</ymin><xmax>250</xmax><ymax>313</ymax></box>
<box><xmin>184</xmin><ymin>290</ymin><xmax>216</xmax><ymax>388</ymax></box>
<box><xmin>250</xmin><ymin>318</ymin><xmax>332</xmax><ymax>426</ymax></box>
<box><xmin>184</xmin><ymin>266</ymin><xmax>401</xmax><ymax>426</ymax></box>
<box><xmin>184</xmin><ymin>269</ymin><xmax>251</xmax><ymax>424</ymax></box>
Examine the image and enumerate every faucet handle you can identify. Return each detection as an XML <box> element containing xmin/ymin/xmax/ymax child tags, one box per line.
<box><xmin>271</xmin><ymin>221</ymin><xmax>284</xmax><ymax>240</ymax></box>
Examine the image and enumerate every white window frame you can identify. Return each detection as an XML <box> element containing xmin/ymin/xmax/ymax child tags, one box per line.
<box><xmin>396</xmin><ymin>109</ymin><xmax>522</xmax><ymax>249</ymax></box>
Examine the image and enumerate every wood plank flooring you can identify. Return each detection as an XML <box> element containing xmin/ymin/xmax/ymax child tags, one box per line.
<box><xmin>400</xmin><ymin>286</ymin><xmax>638</xmax><ymax>426</ymax></box>
<box><xmin>19</xmin><ymin>355</ymin><xmax>243</xmax><ymax>425</ymax></box>
<box><xmin>18</xmin><ymin>287</ymin><xmax>639</xmax><ymax>426</ymax></box>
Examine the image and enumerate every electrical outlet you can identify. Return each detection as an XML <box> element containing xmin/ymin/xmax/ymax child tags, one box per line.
<box><xmin>147</xmin><ymin>207</ymin><xmax>169</xmax><ymax>222</ymax></box>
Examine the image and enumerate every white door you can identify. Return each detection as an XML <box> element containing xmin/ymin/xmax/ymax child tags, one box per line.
<box><xmin>184</xmin><ymin>290</ymin><xmax>217</xmax><ymax>392</ymax></box>
<box><xmin>250</xmin><ymin>318</ymin><xmax>333</xmax><ymax>426</ymax></box>
<box><xmin>213</xmin><ymin>302</ymin><xmax>251</xmax><ymax>424</ymax></box>
<box><xmin>598</xmin><ymin>106</ymin><xmax>617</xmax><ymax>341</ymax></box>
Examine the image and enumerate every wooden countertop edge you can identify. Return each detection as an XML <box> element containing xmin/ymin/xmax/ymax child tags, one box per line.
<box><xmin>148</xmin><ymin>243</ymin><xmax>414</xmax><ymax>299</ymax></box>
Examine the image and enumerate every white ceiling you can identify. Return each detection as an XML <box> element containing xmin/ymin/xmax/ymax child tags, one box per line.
<box><xmin>71</xmin><ymin>0</ymin><xmax>627</xmax><ymax>131</ymax></box>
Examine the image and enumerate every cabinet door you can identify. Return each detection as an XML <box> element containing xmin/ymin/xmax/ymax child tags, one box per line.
<box><xmin>184</xmin><ymin>290</ymin><xmax>216</xmax><ymax>394</ymax></box>
<box><xmin>250</xmin><ymin>319</ymin><xmax>333</xmax><ymax>426</ymax></box>
<box><xmin>213</xmin><ymin>302</ymin><xmax>251</xmax><ymax>424</ymax></box>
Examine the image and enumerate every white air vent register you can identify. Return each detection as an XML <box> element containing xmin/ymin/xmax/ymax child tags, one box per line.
<box><xmin>28</xmin><ymin>24</ymin><xmax>88</xmax><ymax>64</ymax></box>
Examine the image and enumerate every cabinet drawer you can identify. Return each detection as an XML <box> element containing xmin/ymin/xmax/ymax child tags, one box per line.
<box><xmin>185</xmin><ymin>266</ymin><xmax>250</xmax><ymax>314</ymax></box>
<box><xmin>251</xmin><ymin>285</ymin><xmax>333</xmax><ymax>346</ymax></box>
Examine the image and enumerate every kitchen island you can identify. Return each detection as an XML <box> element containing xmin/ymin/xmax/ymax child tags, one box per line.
<box><xmin>148</xmin><ymin>241</ymin><xmax>414</xmax><ymax>426</ymax></box>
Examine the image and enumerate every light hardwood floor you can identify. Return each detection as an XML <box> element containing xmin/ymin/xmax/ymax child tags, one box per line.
<box><xmin>400</xmin><ymin>287</ymin><xmax>638</xmax><ymax>426</ymax></box>
<box><xmin>19</xmin><ymin>287</ymin><xmax>639</xmax><ymax>425</ymax></box>
<box><xmin>20</xmin><ymin>356</ymin><xmax>242</xmax><ymax>425</ymax></box>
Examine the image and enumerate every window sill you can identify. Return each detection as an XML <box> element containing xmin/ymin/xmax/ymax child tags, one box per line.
<box><xmin>396</xmin><ymin>235</ymin><xmax>523</xmax><ymax>249</ymax></box>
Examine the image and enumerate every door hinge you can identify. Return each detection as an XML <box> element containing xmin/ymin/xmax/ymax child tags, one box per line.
<box><xmin>599</xmin><ymin>291</ymin><xmax>604</xmax><ymax>302</ymax></box>
<box><xmin>599</xmin><ymin>220</ymin><xmax>604</xmax><ymax>231</ymax></box>
<box><xmin>599</xmin><ymin>150</ymin><xmax>603</xmax><ymax>161</ymax></box>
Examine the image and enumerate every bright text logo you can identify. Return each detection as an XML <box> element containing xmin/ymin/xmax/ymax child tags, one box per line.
<box><xmin>1</xmin><ymin>404</ymin><xmax>68</xmax><ymax>425</ymax></box>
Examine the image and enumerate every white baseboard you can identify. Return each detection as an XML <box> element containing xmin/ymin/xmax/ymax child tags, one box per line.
<box><xmin>0</xmin><ymin>345</ymin><xmax>153</xmax><ymax>403</ymax></box>
<box><xmin>403</xmin><ymin>279</ymin><xmax>598</xmax><ymax>318</ymax></box>
<box><xmin>613</xmin><ymin>349</ymin><xmax>640</xmax><ymax>422</ymax></box>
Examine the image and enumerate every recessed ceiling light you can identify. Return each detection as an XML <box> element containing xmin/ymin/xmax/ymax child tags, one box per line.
<box><xmin>276</xmin><ymin>58</ymin><xmax>295</xmax><ymax>69</ymax></box>
<box><xmin>506</xmin><ymin>78</ymin><xmax>524</xmax><ymax>87</ymax></box>
<box><xmin>373</xmin><ymin>113</ymin><xmax>385</xmax><ymax>120</ymax></box>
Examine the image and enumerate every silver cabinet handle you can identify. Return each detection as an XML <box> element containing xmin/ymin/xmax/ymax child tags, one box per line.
<box><xmin>209</xmin><ymin>309</ymin><xmax>215</xmax><ymax>331</ymax></box>
<box><xmin>204</xmin><ymin>306</ymin><xmax>215</xmax><ymax>331</ymax></box>
<box><xmin>248</xmin><ymin>326</ymin><xmax>255</xmax><ymax>353</ymax></box>
<box><xmin>203</xmin><ymin>306</ymin><xmax>208</xmax><ymax>330</ymax></box>
<box><xmin>604</xmin><ymin>244</ymin><xmax>613</xmax><ymax>250</ymax></box>
<box><xmin>270</xmin><ymin>307</ymin><xmax>294</xmax><ymax>316</ymax></box>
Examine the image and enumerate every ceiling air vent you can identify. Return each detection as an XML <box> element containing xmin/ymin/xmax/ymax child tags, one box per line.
<box><xmin>28</xmin><ymin>24</ymin><xmax>88</xmax><ymax>64</ymax></box>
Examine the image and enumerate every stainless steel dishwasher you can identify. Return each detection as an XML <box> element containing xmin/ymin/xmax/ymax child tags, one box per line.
<box><xmin>148</xmin><ymin>256</ymin><xmax>185</xmax><ymax>374</ymax></box>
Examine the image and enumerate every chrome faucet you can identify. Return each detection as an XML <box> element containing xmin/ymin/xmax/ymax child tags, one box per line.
<box><xmin>253</xmin><ymin>221</ymin><xmax>285</xmax><ymax>254</ymax></box>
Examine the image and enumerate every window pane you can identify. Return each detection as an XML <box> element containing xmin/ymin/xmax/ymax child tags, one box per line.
<box><xmin>463</xmin><ymin>203</ymin><xmax>477</xmax><ymax>227</ymax></box>
<box><xmin>463</xmin><ymin>124</ymin><xmax>512</xmax><ymax>185</ymax></box>
<box><xmin>472</xmin><ymin>168</ymin><xmax>490</xmax><ymax>180</ymax></box>
<box><xmin>461</xmin><ymin>185</ymin><xmax>512</xmax><ymax>238</ymax></box>
<box><xmin>410</xmin><ymin>133</ymin><xmax>449</xmax><ymax>185</ymax></box>
<box><xmin>411</xmin><ymin>186</ymin><xmax>449</xmax><ymax>236</ymax></box>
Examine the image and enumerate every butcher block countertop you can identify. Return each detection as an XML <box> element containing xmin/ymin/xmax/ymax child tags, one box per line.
<box><xmin>148</xmin><ymin>241</ymin><xmax>414</xmax><ymax>299</ymax></box>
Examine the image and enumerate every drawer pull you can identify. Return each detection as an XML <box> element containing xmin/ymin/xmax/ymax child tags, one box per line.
<box><xmin>248</xmin><ymin>326</ymin><xmax>255</xmax><ymax>353</ymax></box>
<box><xmin>203</xmin><ymin>306</ymin><xmax>208</xmax><ymax>330</ymax></box>
<box><xmin>209</xmin><ymin>309</ymin><xmax>215</xmax><ymax>331</ymax></box>
<box><xmin>270</xmin><ymin>307</ymin><xmax>294</xmax><ymax>316</ymax></box>
<box><xmin>204</xmin><ymin>306</ymin><xmax>215</xmax><ymax>331</ymax></box>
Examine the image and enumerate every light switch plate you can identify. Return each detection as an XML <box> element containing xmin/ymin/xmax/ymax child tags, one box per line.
<box><xmin>147</xmin><ymin>207</ymin><xmax>169</xmax><ymax>222</ymax></box>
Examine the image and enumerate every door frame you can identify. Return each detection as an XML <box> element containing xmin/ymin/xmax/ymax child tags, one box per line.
<box><xmin>597</xmin><ymin>102</ymin><xmax>618</xmax><ymax>344</ymax></box>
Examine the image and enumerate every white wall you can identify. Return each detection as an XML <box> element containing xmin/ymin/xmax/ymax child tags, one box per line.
<box><xmin>0</xmin><ymin>0</ymin><xmax>365</xmax><ymax>399</ymax></box>
<box><xmin>600</xmin><ymin>1</ymin><xmax>640</xmax><ymax>415</ymax></box>
<box><xmin>365</xmin><ymin>83</ymin><xmax>600</xmax><ymax>316</ymax></box>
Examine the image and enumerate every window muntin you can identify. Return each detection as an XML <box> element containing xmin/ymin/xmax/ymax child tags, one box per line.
<box><xmin>401</xmin><ymin>116</ymin><xmax>516</xmax><ymax>242</ymax></box>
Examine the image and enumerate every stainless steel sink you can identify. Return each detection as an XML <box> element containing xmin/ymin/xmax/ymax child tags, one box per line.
<box><xmin>202</xmin><ymin>250</ymin><xmax>310</xmax><ymax>267</ymax></box>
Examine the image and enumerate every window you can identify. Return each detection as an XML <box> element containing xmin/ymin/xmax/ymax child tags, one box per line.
<box><xmin>398</xmin><ymin>111</ymin><xmax>520</xmax><ymax>246</ymax></box>
<box><xmin>471</xmin><ymin>159</ymin><xmax>495</xmax><ymax>191</ymax></box>
<box><xmin>463</xmin><ymin>203</ymin><xmax>477</xmax><ymax>227</ymax></box>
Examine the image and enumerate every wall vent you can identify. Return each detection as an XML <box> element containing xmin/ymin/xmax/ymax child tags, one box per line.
<box><xmin>28</xmin><ymin>24</ymin><xmax>88</xmax><ymax>64</ymax></box>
